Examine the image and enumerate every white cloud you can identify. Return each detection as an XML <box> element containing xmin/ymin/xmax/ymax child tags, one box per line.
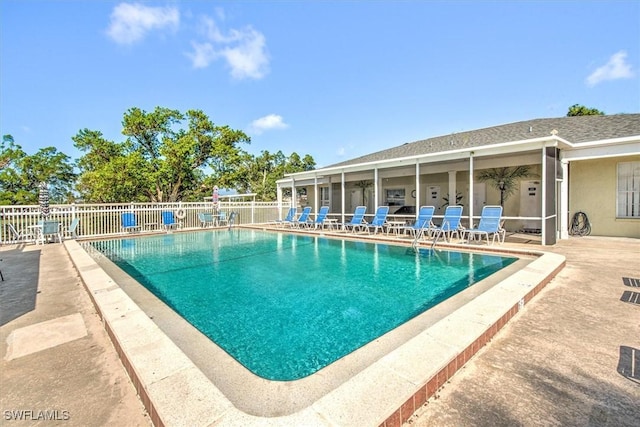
<box><xmin>586</xmin><ymin>51</ymin><xmax>635</xmax><ymax>86</ymax></box>
<box><xmin>106</xmin><ymin>3</ymin><xmax>179</xmax><ymax>45</ymax></box>
<box><xmin>250</xmin><ymin>114</ymin><xmax>288</xmax><ymax>134</ymax></box>
<box><xmin>187</xmin><ymin>16</ymin><xmax>269</xmax><ymax>79</ymax></box>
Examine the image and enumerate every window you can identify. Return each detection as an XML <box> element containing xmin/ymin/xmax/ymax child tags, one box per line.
<box><xmin>385</xmin><ymin>189</ymin><xmax>405</xmax><ymax>206</ymax></box>
<box><xmin>617</xmin><ymin>161</ymin><xmax>640</xmax><ymax>218</ymax></box>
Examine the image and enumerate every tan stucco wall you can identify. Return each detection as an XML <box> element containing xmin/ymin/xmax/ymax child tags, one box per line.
<box><xmin>569</xmin><ymin>155</ymin><xmax>640</xmax><ymax>238</ymax></box>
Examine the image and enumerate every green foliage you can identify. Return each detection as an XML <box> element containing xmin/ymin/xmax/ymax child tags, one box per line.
<box><xmin>75</xmin><ymin>107</ymin><xmax>255</xmax><ymax>202</ymax></box>
<box><xmin>3</xmin><ymin>106</ymin><xmax>317</xmax><ymax>205</ymax></box>
<box><xmin>442</xmin><ymin>192</ymin><xmax>463</xmax><ymax>207</ymax></box>
<box><xmin>234</xmin><ymin>150</ymin><xmax>316</xmax><ymax>201</ymax></box>
<box><xmin>477</xmin><ymin>166</ymin><xmax>535</xmax><ymax>206</ymax></box>
<box><xmin>0</xmin><ymin>135</ymin><xmax>76</xmax><ymax>204</ymax></box>
<box><xmin>567</xmin><ymin>104</ymin><xmax>605</xmax><ymax>116</ymax></box>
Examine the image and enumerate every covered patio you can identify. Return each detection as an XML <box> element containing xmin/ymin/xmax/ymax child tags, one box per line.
<box><xmin>277</xmin><ymin>115</ymin><xmax>640</xmax><ymax>245</ymax></box>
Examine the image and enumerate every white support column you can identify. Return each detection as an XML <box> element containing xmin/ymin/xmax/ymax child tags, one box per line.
<box><xmin>541</xmin><ymin>148</ymin><xmax>547</xmax><ymax>245</ymax></box>
<box><xmin>291</xmin><ymin>179</ymin><xmax>296</xmax><ymax>209</ymax></box>
<box><xmin>560</xmin><ymin>159</ymin><xmax>569</xmax><ymax>239</ymax></box>
<box><xmin>277</xmin><ymin>185</ymin><xmax>283</xmax><ymax>219</ymax></box>
<box><xmin>341</xmin><ymin>171</ymin><xmax>346</xmax><ymax>223</ymax></box>
<box><xmin>314</xmin><ymin>175</ymin><xmax>319</xmax><ymax>213</ymax></box>
<box><xmin>415</xmin><ymin>161</ymin><xmax>420</xmax><ymax>217</ymax></box>
<box><xmin>448</xmin><ymin>171</ymin><xmax>457</xmax><ymax>205</ymax></box>
<box><xmin>468</xmin><ymin>153</ymin><xmax>474</xmax><ymax>228</ymax></box>
<box><xmin>374</xmin><ymin>167</ymin><xmax>379</xmax><ymax>208</ymax></box>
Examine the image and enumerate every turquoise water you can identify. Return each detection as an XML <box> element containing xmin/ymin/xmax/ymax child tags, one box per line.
<box><xmin>90</xmin><ymin>229</ymin><xmax>516</xmax><ymax>381</ymax></box>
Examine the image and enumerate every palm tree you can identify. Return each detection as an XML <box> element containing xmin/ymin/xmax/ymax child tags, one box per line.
<box><xmin>477</xmin><ymin>166</ymin><xmax>535</xmax><ymax>207</ymax></box>
<box><xmin>354</xmin><ymin>180</ymin><xmax>372</xmax><ymax>205</ymax></box>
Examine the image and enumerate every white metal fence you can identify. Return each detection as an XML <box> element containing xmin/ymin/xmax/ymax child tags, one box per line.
<box><xmin>0</xmin><ymin>201</ymin><xmax>284</xmax><ymax>243</ymax></box>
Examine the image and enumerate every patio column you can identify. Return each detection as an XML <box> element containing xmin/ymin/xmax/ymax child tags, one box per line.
<box><xmin>542</xmin><ymin>147</ymin><xmax>559</xmax><ymax>246</ymax></box>
<box><xmin>341</xmin><ymin>171</ymin><xmax>346</xmax><ymax>223</ymax></box>
<box><xmin>448</xmin><ymin>171</ymin><xmax>457</xmax><ymax>206</ymax></box>
<box><xmin>415</xmin><ymin>161</ymin><xmax>420</xmax><ymax>217</ymax></box>
<box><xmin>468</xmin><ymin>152</ymin><xmax>474</xmax><ymax>228</ymax></box>
<box><xmin>374</xmin><ymin>167</ymin><xmax>379</xmax><ymax>208</ymax></box>
<box><xmin>559</xmin><ymin>159</ymin><xmax>569</xmax><ymax>240</ymax></box>
<box><xmin>314</xmin><ymin>175</ymin><xmax>319</xmax><ymax>213</ymax></box>
<box><xmin>277</xmin><ymin>185</ymin><xmax>283</xmax><ymax>218</ymax></box>
<box><xmin>291</xmin><ymin>178</ymin><xmax>296</xmax><ymax>209</ymax></box>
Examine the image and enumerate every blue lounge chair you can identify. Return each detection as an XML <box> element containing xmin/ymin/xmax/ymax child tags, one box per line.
<box><xmin>290</xmin><ymin>206</ymin><xmax>312</xmax><ymax>228</ymax></box>
<box><xmin>430</xmin><ymin>205</ymin><xmax>464</xmax><ymax>242</ymax></box>
<box><xmin>465</xmin><ymin>205</ymin><xmax>505</xmax><ymax>245</ymax></box>
<box><xmin>401</xmin><ymin>206</ymin><xmax>435</xmax><ymax>236</ymax></box>
<box><xmin>38</xmin><ymin>220</ymin><xmax>62</xmax><ymax>244</ymax></box>
<box><xmin>342</xmin><ymin>206</ymin><xmax>367</xmax><ymax>233</ymax></box>
<box><xmin>218</xmin><ymin>211</ymin><xmax>228</xmax><ymax>226</ymax></box>
<box><xmin>273</xmin><ymin>207</ymin><xmax>297</xmax><ymax>227</ymax></box>
<box><xmin>367</xmin><ymin>206</ymin><xmax>390</xmax><ymax>234</ymax></box>
<box><xmin>162</xmin><ymin>211</ymin><xmax>179</xmax><ymax>231</ymax></box>
<box><xmin>198</xmin><ymin>212</ymin><xmax>215</xmax><ymax>227</ymax></box>
<box><xmin>308</xmin><ymin>206</ymin><xmax>330</xmax><ymax>229</ymax></box>
<box><xmin>121</xmin><ymin>213</ymin><xmax>140</xmax><ymax>233</ymax></box>
<box><xmin>63</xmin><ymin>218</ymin><xmax>80</xmax><ymax>240</ymax></box>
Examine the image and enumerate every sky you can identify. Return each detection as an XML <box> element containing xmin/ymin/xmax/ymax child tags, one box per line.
<box><xmin>1</xmin><ymin>0</ymin><xmax>639</xmax><ymax>169</ymax></box>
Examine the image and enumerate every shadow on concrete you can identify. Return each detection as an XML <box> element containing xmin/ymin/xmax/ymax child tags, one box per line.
<box><xmin>439</xmin><ymin>360</ymin><xmax>640</xmax><ymax>427</ymax></box>
<box><xmin>0</xmin><ymin>247</ymin><xmax>41</xmax><ymax>326</ymax></box>
<box><xmin>617</xmin><ymin>346</ymin><xmax>640</xmax><ymax>385</ymax></box>
<box><xmin>526</xmin><ymin>363</ymin><xmax>640</xmax><ymax>426</ymax></box>
<box><xmin>620</xmin><ymin>290</ymin><xmax>640</xmax><ymax>305</ymax></box>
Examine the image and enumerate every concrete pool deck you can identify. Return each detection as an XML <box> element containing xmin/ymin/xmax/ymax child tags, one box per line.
<box><xmin>1</xmin><ymin>234</ymin><xmax>639</xmax><ymax>426</ymax></box>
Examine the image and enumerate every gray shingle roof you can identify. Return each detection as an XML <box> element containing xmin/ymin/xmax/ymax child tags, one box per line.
<box><xmin>327</xmin><ymin>114</ymin><xmax>640</xmax><ymax>168</ymax></box>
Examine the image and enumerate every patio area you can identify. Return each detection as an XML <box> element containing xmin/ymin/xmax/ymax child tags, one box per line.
<box><xmin>0</xmin><ymin>234</ymin><xmax>638</xmax><ymax>426</ymax></box>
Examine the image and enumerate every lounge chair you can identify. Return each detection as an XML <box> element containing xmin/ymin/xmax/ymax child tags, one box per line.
<box><xmin>63</xmin><ymin>218</ymin><xmax>80</xmax><ymax>240</ymax></box>
<box><xmin>7</xmin><ymin>223</ymin><xmax>34</xmax><ymax>243</ymax></box>
<box><xmin>465</xmin><ymin>205</ymin><xmax>505</xmax><ymax>245</ymax></box>
<box><xmin>38</xmin><ymin>220</ymin><xmax>62</xmax><ymax>244</ymax></box>
<box><xmin>366</xmin><ymin>206</ymin><xmax>390</xmax><ymax>234</ymax></box>
<box><xmin>121</xmin><ymin>213</ymin><xmax>140</xmax><ymax>233</ymax></box>
<box><xmin>273</xmin><ymin>207</ymin><xmax>297</xmax><ymax>227</ymax></box>
<box><xmin>430</xmin><ymin>205</ymin><xmax>464</xmax><ymax>243</ymax></box>
<box><xmin>400</xmin><ymin>206</ymin><xmax>435</xmax><ymax>237</ymax></box>
<box><xmin>291</xmin><ymin>206</ymin><xmax>312</xmax><ymax>228</ymax></box>
<box><xmin>307</xmin><ymin>206</ymin><xmax>330</xmax><ymax>229</ymax></box>
<box><xmin>198</xmin><ymin>212</ymin><xmax>215</xmax><ymax>227</ymax></box>
<box><xmin>162</xmin><ymin>211</ymin><xmax>179</xmax><ymax>231</ymax></box>
<box><xmin>342</xmin><ymin>206</ymin><xmax>367</xmax><ymax>233</ymax></box>
<box><xmin>218</xmin><ymin>211</ymin><xmax>228</xmax><ymax>226</ymax></box>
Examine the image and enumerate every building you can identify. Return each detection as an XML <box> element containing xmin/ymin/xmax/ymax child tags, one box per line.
<box><xmin>277</xmin><ymin>114</ymin><xmax>640</xmax><ymax>245</ymax></box>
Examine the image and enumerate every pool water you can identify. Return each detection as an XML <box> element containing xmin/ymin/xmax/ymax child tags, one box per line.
<box><xmin>90</xmin><ymin>229</ymin><xmax>516</xmax><ymax>381</ymax></box>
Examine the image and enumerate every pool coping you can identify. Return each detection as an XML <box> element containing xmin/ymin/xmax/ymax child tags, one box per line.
<box><xmin>64</xmin><ymin>231</ymin><xmax>565</xmax><ymax>427</ymax></box>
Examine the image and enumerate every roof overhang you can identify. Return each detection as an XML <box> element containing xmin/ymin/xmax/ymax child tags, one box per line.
<box><xmin>278</xmin><ymin>134</ymin><xmax>640</xmax><ymax>185</ymax></box>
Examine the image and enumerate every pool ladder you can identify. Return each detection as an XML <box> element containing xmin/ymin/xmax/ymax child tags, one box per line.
<box><xmin>411</xmin><ymin>222</ymin><xmax>446</xmax><ymax>251</ymax></box>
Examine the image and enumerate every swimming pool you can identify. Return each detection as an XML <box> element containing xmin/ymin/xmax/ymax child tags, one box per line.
<box><xmin>90</xmin><ymin>229</ymin><xmax>517</xmax><ymax>381</ymax></box>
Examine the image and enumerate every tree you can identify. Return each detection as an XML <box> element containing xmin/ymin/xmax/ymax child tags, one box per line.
<box><xmin>234</xmin><ymin>150</ymin><xmax>316</xmax><ymax>201</ymax></box>
<box><xmin>354</xmin><ymin>180</ymin><xmax>372</xmax><ymax>205</ymax></box>
<box><xmin>75</xmin><ymin>107</ymin><xmax>251</xmax><ymax>202</ymax></box>
<box><xmin>0</xmin><ymin>135</ymin><xmax>76</xmax><ymax>204</ymax></box>
<box><xmin>567</xmin><ymin>104</ymin><xmax>605</xmax><ymax>116</ymax></box>
<box><xmin>477</xmin><ymin>166</ymin><xmax>535</xmax><ymax>207</ymax></box>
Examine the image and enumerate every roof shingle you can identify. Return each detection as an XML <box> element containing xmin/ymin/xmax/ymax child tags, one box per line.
<box><xmin>328</xmin><ymin>114</ymin><xmax>640</xmax><ymax>168</ymax></box>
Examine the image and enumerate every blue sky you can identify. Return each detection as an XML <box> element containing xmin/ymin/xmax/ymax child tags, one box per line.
<box><xmin>2</xmin><ymin>1</ymin><xmax>639</xmax><ymax>168</ymax></box>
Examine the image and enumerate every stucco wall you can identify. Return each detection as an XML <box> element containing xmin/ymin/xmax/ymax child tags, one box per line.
<box><xmin>569</xmin><ymin>155</ymin><xmax>640</xmax><ymax>238</ymax></box>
